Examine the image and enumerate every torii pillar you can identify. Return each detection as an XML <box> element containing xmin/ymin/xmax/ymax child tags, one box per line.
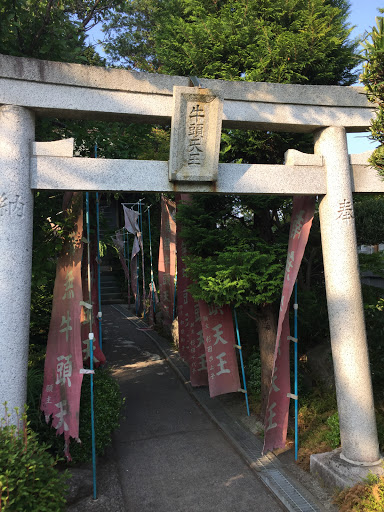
<box><xmin>0</xmin><ymin>105</ymin><xmax>35</xmax><ymax>420</ymax></box>
<box><xmin>310</xmin><ymin>126</ymin><xmax>381</xmax><ymax>483</ymax></box>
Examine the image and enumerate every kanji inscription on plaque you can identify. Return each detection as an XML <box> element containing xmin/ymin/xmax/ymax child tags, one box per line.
<box><xmin>169</xmin><ymin>86</ymin><xmax>223</xmax><ymax>182</ymax></box>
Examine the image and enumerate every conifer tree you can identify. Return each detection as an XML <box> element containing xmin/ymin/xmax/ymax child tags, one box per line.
<box><xmin>0</xmin><ymin>0</ymin><xmax>120</xmax><ymax>63</ymax></box>
<box><xmin>361</xmin><ymin>10</ymin><xmax>384</xmax><ymax>174</ymax></box>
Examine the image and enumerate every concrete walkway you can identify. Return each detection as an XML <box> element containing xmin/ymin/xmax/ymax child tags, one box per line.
<box><xmin>68</xmin><ymin>305</ymin><xmax>330</xmax><ymax>511</ymax></box>
<box><xmin>103</xmin><ymin>305</ymin><xmax>284</xmax><ymax>512</ymax></box>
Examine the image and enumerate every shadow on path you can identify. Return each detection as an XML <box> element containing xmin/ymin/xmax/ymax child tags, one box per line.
<box><xmin>68</xmin><ymin>305</ymin><xmax>331</xmax><ymax>512</ymax></box>
<box><xmin>103</xmin><ymin>305</ymin><xmax>284</xmax><ymax>512</ymax></box>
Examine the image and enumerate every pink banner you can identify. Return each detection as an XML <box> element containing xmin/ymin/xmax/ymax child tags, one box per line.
<box><xmin>176</xmin><ymin>194</ymin><xmax>208</xmax><ymax>386</ymax></box>
<box><xmin>188</xmin><ymin>301</ymin><xmax>209</xmax><ymax>387</ymax></box>
<box><xmin>176</xmin><ymin>239</ymin><xmax>193</xmax><ymax>363</ymax></box>
<box><xmin>90</xmin><ymin>247</ymin><xmax>101</xmax><ymax>347</ymax></box>
<box><xmin>41</xmin><ymin>193</ymin><xmax>84</xmax><ymax>460</ymax></box>
<box><xmin>81</xmin><ymin>235</ymin><xmax>106</xmax><ymax>368</ymax></box>
<box><xmin>177</xmin><ymin>242</ymin><xmax>208</xmax><ymax>386</ymax></box>
<box><xmin>176</xmin><ymin>194</ymin><xmax>192</xmax><ymax>362</ymax></box>
<box><xmin>199</xmin><ymin>302</ymin><xmax>241</xmax><ymax>398</ymax></box>
<box><xmin>158</xmin><ymin>195</ymin><xmax>176</xmax><ymax>324</ymax></box>
<box><xmin>118</xmin><ymin>250</ymin><xmax>130</xmax><ymax>280</ymax></box>
<box><xmin>263</xmin><ymin>195</ymin><xmax>315</xmax><ymax>453</ymax></box>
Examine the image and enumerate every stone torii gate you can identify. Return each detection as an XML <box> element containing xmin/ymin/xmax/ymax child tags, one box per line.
<box><xmin>0</xmin><ymin>53</ymin><xmax>383</xmax><ymax>482</ymax></box>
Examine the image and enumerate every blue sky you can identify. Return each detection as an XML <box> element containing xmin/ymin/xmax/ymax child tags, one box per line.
<box><xmin>90</xmin><ymin>2</ymin><xmax>382</xmax><ymax>154</ymax></box>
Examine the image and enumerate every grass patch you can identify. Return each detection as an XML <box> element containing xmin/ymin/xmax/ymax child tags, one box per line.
<box><xmin>334</xmin><ymin>473</ymin><xmax>384</xmax><ymax>512</ymax></box>
<box><xmin>294</xmin><ymin>391</ymin><xmax>338</xmax><ymax>470</ymax></box>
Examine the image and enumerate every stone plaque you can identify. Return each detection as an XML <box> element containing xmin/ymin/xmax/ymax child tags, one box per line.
<box><xmin>169</xmin><ymin>86</ymin><xmax>223</xmax><ymax>182</ymax></box>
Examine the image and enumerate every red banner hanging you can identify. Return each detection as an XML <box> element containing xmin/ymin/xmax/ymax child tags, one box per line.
<box><xmin>188</xmin><ymin>300</ymin><xmax>209</xmax><ymax>387</ymax></box>
<box><xmin>176</xmin><ymin>194</ymin><xmax>191</xmax><ymax>362</ymax></box>
<box><xmin>199</xmin><ymin>302</ymin><xmax>241</xmax><ymax>398</ymax></box>
<box><xmin>158</xmin><ymin>195</ymin><xmax>176</xmax><ymax>324</ymax></box>
<box><xmin>263</xmin><ymin>195</ymin><xmax>315</xmax><ymax>454</ymax></box>
<box><xmin>177</xmin><ymin>240</ymin><xmax>193</xmax><ymax>363</ymax></box>
<box><xmin>41</xmin><ymin>193</ymin><xmax>84</xmax><ymax>460</ymax></box>
<box><xmin>176</xmin><ymin>194</ymin><xmax>208</xmax><ymax>386</ymax></box>
<box><xmin>81</xmin><ymin>240</ymin><xmax>106</xmax><ymax>367</ymax></box>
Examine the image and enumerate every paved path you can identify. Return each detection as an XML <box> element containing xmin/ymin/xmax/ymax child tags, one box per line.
<box><xmin>102</xmin><ymin>305</ymin><xmax>285</xmax><ymax>512</ymax></box>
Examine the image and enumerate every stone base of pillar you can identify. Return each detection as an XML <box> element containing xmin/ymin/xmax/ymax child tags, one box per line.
<box><xmin>310</xmin><ymin>449</ymin><xmax>384</xmax><ymax>491</ymax></box>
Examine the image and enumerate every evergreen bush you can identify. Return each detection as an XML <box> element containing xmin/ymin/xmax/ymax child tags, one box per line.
<box><xmin>0</xmin><ymin>405</ymin><xmax>68</xmax><ymax>512</ymax></box>
<box><xmin>325</xmin><ymin>412</ymin><xmax>340</xmax><ymax>449</ymax></box>
<box><xmin>334</xmin><ymin>473</ymin><xmax>384</xmax><ymax>512</ymax></box>
<box><xmin>27</xmin><ymin>368</ymin><xmax>123</xmax><ymax>464</ymax></box>
<box><xmin>361</xmin><ymin>11</ymin><xmax>384</xmax><ymax>175</ymax></box>
<box><xmin>246</xmin><ymin>348</ymin><xmax>262</xmax><ymax>398</ymax></box>
<box><xmin>68</xmin><ymin>368</ymin><xmax>123</xmax><ymax>463</ymax></box>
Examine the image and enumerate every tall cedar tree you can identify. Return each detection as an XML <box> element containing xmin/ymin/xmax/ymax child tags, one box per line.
<box><xmin>103</xmin><ymin>0</ymin><xmax>358</xmax><ymax>416</ymax></box>
<box><xmin>361</xmin><ymin>9</ymin><xmax>384</xmax><ymax>174</ymax></box>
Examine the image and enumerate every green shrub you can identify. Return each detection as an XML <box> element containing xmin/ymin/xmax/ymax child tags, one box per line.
<box><xmin>245</xmin><ymin>347</ymin><xmax>262</xmax><ymax>397</ymax></box>
<box><xmin>68</xmin><ymin>368</ymin><xmax>123</xmax><ymax>463</ymax></box>
<box><xmin>0</xmin><ymin>405</ymin><xmax>68</xmax><ymax>512</ymax></box>
<box><xmin>325</xmin><ymin>411</ymin><xmax>340</xmax><ymax>449</ymax></box>
<box><xmin>28</xmin><ymin>345</ymin><xmax>47</xmax><ymax>371</ymax></box>
<box><xmin>334</xmin><ymin>473</ymin><xmax>384</xmax><ymax>512</ymax></box>
<box><xmin>296</xmin><ymin>391</ymin><xmax>338</xmax><ymax>470</ymax></box>
<box><xmin>27</xmin><ymin>368</ymin><xmax>123</xmax><ymax>464</ymax></box>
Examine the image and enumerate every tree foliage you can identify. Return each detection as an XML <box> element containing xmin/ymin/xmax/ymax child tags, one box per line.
<box><xmin>104</xmin><ymin>0</ymin><xmax>357</xmax><ymax>85</ymax></box>
<box><xmin>103</xmin><ymin>0</ymin><xmax>359</xmax><ymax>167</ymax></box>
<box><xmin>0</xmin><ymin>0</ymin><xmax>121</xmax><ymax>63</ymax></box>
<box><xmin>361</xmin><ymin>10</ymin><xmax>384</xmax><ymax>174</ymax></box>
<box><xmin>178</xmin><ymin>194</ymin><xmax>288</xmax><ymax>308</ymax></box>
<box><xmin>355</xmin><ymin>194</ymin><xmax>384</xmax><ymax>245</ymax></box>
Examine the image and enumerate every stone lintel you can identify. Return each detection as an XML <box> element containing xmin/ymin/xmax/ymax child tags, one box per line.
<box><xmin>0</xmin><ymin>53</ymin><xmax>375</xmax><ymax>132</ymax></box>
<box><xmin>353</xmin><ymin>165</ymin><xmax>384</xmax><ymax>192</ymax></box>
<box><xmin>30</xmin><ymin>155</ymin><xmax>383</xmax><ymax>195</ymax></box>
<box><xmin>0</xmin><ymin>76</ymin><xmax>373</xmax><ymax>132</ymax></box>
<box><xmin>31</xmin><ymin>149</ymin><xmax>384</xmax><ymax>194</ymax></box>
<box><xmin>31</xmin><ymin>157</ymin><xmax>324</xmax><ymax>194</ymax></box>
<box><xmin>0</xmin><ymin>53</ymin><xmax>188</xmax><ymax>96</ymax></box>
<box><xmin>0</xmin><ymin>53</ymin><xmax>371</xmax><ymax>107</ymax></box>
<box><xmin>32</xmin><ymin>138</ymin><xmax>74</xmax><ymax>157</ymax></box>
<box><xmin>0</xmin><ymin>78</ymin><xmax>175</xmax><ymax>126</ymax></box>
<box><xmin>310</xmin><ymin>450</ymin><xmax>384</xmax><ymax>491</ymax></box>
